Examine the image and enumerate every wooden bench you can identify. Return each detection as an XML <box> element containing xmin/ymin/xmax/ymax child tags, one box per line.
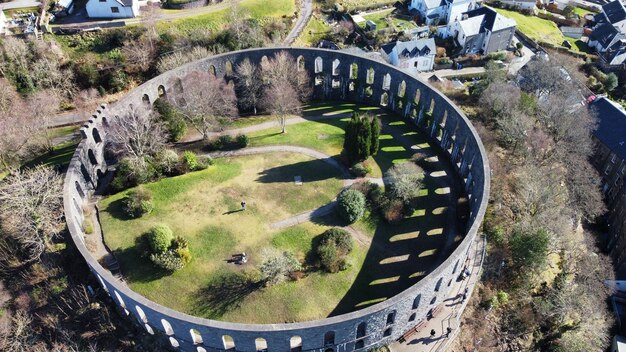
<box><xmin>398</xmin><ymin>320</ymin><xmax>427</xmax><ymax>343</ymax></box>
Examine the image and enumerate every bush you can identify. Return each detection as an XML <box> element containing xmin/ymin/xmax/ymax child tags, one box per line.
<box><xmin>154</xmin><ymin>149</ymin><xmax>180</xmax><ymax>176</ymax></box>
<box><xmin>236</xmin><ymin>134</ymin><xmax>249</xmax><ymax>148</ymax></box>
<box><xmin>336</xmin><ymin>189</ymin><xmax>366</xmax><ymax>223</ymax></box>
<box><xmin>385</xmin><ymin>162</ymin><xmax>424</xmax><ymax>203</ymax></box>
<box><xmin>382</xmin><ymin>199</ymin><xmax>404</xmax><ymax>224</ymax></box>
<box><xmin>150</xmin><ymin>250</ymin><xmax>185</xmax><ymax>271</ymax></box>
<box><xmin>122</xmin><ymin>187</ymin><xmax>154</xmax><ymax>218</ymax></box>
<box><xmin>153</xmin><ymin>98</ymin><xmax>187</xmax><ymax>142</ymax></box>
<box><xmin>350</xmin><ymin>162</ymin><xmax>371</xmax><ymax>177</ymax></box>
<box><xmin>317</xmin><ymin>228</ymin><xmax>353</xmax><ymax>273</ymax></box>
<box><xmin>181</xmin><ymin>150</ymin><xmax>199</xmax><ymax>171</ymax></box>
<box><xmin>147</xmin><ymin>224</ymin><xmax>174</xmax><ymax>254</ymax></box>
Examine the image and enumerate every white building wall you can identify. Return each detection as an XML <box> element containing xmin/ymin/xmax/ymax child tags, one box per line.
<box><xmin>0</xmin><ymin>11</ymin><xmax>6</xmax><ymax>35</ymax></box>
<box><xmin>86</xmin><ymin>0</ymin><xmax>137</xmax><ymax>18</ymax></box>
<box><xmin>447</xmin><ymin>0</ymin><xmax>476</xmax><ymax>23</ymax></box>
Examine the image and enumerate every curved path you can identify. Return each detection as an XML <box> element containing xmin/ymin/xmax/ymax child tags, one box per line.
<box><xmin>283</xmin><ymin>0</ymin><xmax>313</xmax><ymax>46</ymax></box>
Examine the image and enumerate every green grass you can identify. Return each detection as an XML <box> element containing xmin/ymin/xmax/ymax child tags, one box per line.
<box><xmin>573</xmin><ymin>7</ymin><xmax>593</xmax><ymax>17</ymax></box>
<box><xmin>494</xmin><ymin>8</ymin><xmax>564</xmax><ymax>46</ymax></box>
<box><xmin>565</xmin><ymin>36</ymin><xmax>591</xmax><ymax>53</ymax></box>
<box><xmin>46</xmin><ymin>125</ymin><xmax>80</xmax><ymax>140</ymax></box>
<box><xmin>2</xmin><ymin>6</ymin><xmax>40</xmax><ymax>17</ymax></box>
<box><xmin>294</xmin><ymin>16</ymin><xmax>332</xmax><ymax>46</ymax></box>
<box><xmin>363</xmin><ymin>9</ymin><xmax>394</xmax><ymax>30</ymax></box>
<box><xmin>22</xmin><ymin>142</ymin><xmax>78</xmax><ymax>171</ymax></box>
<box><xmin>230</xmin><ymin>115</ymin><xmax>274</xmax><ymax>129</ymax></box>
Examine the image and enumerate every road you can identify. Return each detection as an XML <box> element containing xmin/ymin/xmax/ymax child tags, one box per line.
<box><xmin>0</xmin><ymin>0</ymin><xmax>41</xmax><ymax>10</ymax></box>
<box><xmin>417</xmin><ymin>66</ymin><xmax>485</xmax><ymax>80</ymax></box>
<box><xmin>283</xmin><ymin>0</ymin><xmax>312</xmax><ymax>46</ymax></box>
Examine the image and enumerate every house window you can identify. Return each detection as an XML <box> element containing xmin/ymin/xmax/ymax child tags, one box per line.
<box><xmin>111</xmin><ymin>6</ymin><xmax>119</xmax><ymax>13</ymax></box>
<box><xmin>414</xmin><ymin>62</ymin><xmax>418</xmax><ymax>67</ymax></box>
<box><xmin>605</xmin><ymin>165</ymin><xmax>612</xmax><ymax>175</ymax></box>
<box><xmin>99</xmin><ymin>0</ymin><xmax>106</xmax><ymax>2</ymax></box>
<box><xmin>611</xmin><ymin>153</ymin><xmax>617</xmax><ymax>163</ymax></box>
<box><xmin>621</xmin><ymin>165</ymin><xmax>626</xmax><ymax>175</ymax></box>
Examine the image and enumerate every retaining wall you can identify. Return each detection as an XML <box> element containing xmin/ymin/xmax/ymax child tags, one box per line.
<box><xmin>63</xmin><ymin>47</ymin><xmax>490</xmax><ymax>352</ymax></box>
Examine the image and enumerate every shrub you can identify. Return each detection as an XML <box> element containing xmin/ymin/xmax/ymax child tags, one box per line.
<box><xmin>236</xmin><ymin>134</ymin><xmax>249</xmax><ymax>148</ymax></box>
<box><xmin>259</xmin><ymin>250</ymin><xmax>302</xmax><ymax>285</ymax></box>
<box><xmin>385</xmin><ymin>162</ymin><xmax>424</xmax><ymax>203</ymax></box>
<box><xmin>154</xmin><ymin>149</ymin><xmax>180</xmax><ymax>176</ymax></box>
<box><xmin>150</xmin><ymin>250</ymin><xmax>185</xmax><ymax>271</ymax></box>
<box><xmin>147</xmin><ymin>224</ymin><xmax>174</xmax><ymax>254</ymax></box>
<box><xmin>317</xmin><ymin>228</ymin><xmax>353</xmax><ymax>273</ymax></box>
<box><xmin>83</xmin><ymin>219</ymin><xmax>94</xmax><ymax>234</ymax></box>
<box><xmin>122</xmin><ymin>187</ymin><xmax>154</xmax><ymax>218</ymax></box>
<box><xmin>350</xmin><ymin>162</ymin><xmax>370</xmax><ymax>177</ymax></box>
<box><xmin>176</xmin><ymin>247</ymin><xmax>192</xmax><ymax>265</ymax></box>
<box><xmin>382</xmin><ymin>199</ymin><xmax>404</xmax><ymax>224</ymax></box>
<box><xmin>336</xmin><ymin>189</ymin><xmax>366</xmax><ymax>223</ymax></box>
<box><xmin>153</xmin><ymin>98</ymin><xmax>187</xmax><ymax>142</ymax></box>
<box><xmin>182</xmin><ymin>150</ymin><xmax>199</xmax><ymax>171</ymax></box>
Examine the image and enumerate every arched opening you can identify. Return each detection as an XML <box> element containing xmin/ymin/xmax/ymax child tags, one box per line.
<box><xmin>290</xmin><ymin>336</ymin><xmax>302</xmax><ymax>352</ymax></box>
<box><xmin>349</xmin><ymin>81</ymin><xmax>355</xmax><ymax>92</ymax></box>
<box><xmin>88</xmin><ymin>149</ymin><xmax>97</xmax><ymax>166</ymax></box>
<box><xmin>113</xmin><ymin>291</ymin><xmax>126</xmax><ymax>308</ymax></box>
<box><xmin>158</xmin><ymin>85</ymin><xmax>166</xmax><ymax>97</ymax></box>
<box><xmin>92</xmin><ymin>128</ymin><xmax>102</xmax><ymax>144</ymax></box>
<box><xmin>366</xmin><ymin>68</ymin><xmax>375</xmax><ymax>84</ymax></box>
<box><xmin>142</xmin><ymin>94</ymin><xmax>150</xmax><ymax>105</ymax></box>
<box><xmin>409</xmin><ymin>312</ymin><xmax>416</xmax><ymax>321</ymax></box>
<box><xmin>453</xmin><ymin>259</ymin><xmax>460</xmax><ymax>274</ymax></box>
<box><xmin>222</xmin><ymin>335</ymin><xmax>235</xmax><ymax>351</ymax></box>
<box><xmin>430</xmin><ymin>296</ymin><xmax>437</xmax><ymax>305</ymax></box>
<box><xmin>386</xmin><ymin>311</ymin><xmax>396</xmax><ymax>325</ymax></box>
<box><xmin>315</xmin><ymin>75</ymin><xmax>324</xmax><ymax>86</ymax></box>
<box><xmin>80</xmin><ymin>164</ymin><xmax>92</xmax><ymax>184</ymax></box>
<box><xmin>332</xmin><ymin>59</ymin><xmax>340</xmax><ymax>76</ymax></box>
<box><xmin>261</xmin><ymin>55</ymin><xmax>269</xmax><ymax>67</ymax></box>
<box><xmin>324</xmin><ymin>331</ymin><xmax>335</xmax><ymax>346</ymax></box>
<box><xmin>398</xmin><ymin>80</ymin><xmax>406</xmax><ymax>97</ymax></box>
<box><xmin>429</xmin><ymin>98</ymin><xmax>435</xmax><ymax>113</ymax></box>
<box><xmin>255</xmin><ymin>337</ymin><xmax>267</xmax><ymax>351</ymax></box>
<box><xmin>350</xmin><ymin>63</ymin><xmax>358</xmax><ymax>79</ymax></box>
<box><xmin>190</xmin><ymin>329</ymin><xmax>203</xmax><ymax>344</ymax></box>
<box><xmin>197</xmin><ymin>347</ymin><xmax>207</xmax><ymax>352</ymax></box>
<box><xmin>96</xmin><ymin>169</ymin><xmax>105</xmax><ymax>181</ymax></box>
<box><xmin>365</xmin><ymin>86</ymin><xmax>373</xmax><ymax>97</ymax></box>
<box><xmin>161</xmin><ymin>319</ymin><xmax>174</xmax><ymax>336</ymax></box>
<box><xmin>169</xmin><ymin>337</ymin><xmax>179</xmax><ymax>348</ymax></box>
<box><xmin>412</xmin><ymin>294</ymin><xmax>421</xmax><ymax>309</ymax></box>
<box><xmin>225</xmin><ymin>60</ymin><xmax>233</xmax><ymax>76</ymax></box>
<box><xmin>382</xmin><ymin>73</ymin><xmax>391</xmax><ymax>90</ymax></box>
<box><xmin>297</xmin><ymin>55</ymin><xmax>305</xmax><ymax>71</ymax></box>
<box><xmin>380</xmin><ymin>92</ymin><xmax>389</xmax><ymax>106</ymax></box>
<box><xmin>75</xmin><ymin>181</ymin><xmax>85</xmax><ymax>198</ymax></box>
<box><xmin>355</xmin><ymin>339</ymin><xmax>365</xmax><ymax>350</ymax></box>
<box><xmin>96</xmin><ymin>274</ymin><xmax>109</xmax><ymax>293</ymax></box>
<box><xmin>315</xmin><ymin>56</ymin><xmax>323</xmax><ymax>73</ymax></box>
<box><xmin>384</xmin><ymin>328</ymin><xmax>392</xmax><ymax>337</ymax></box>
<box><xmin>145</xmin><ymin>323</ymin><xmax>154</xmax><ymax>335</ymax></box>
<box><xmin>441</xmin><ymin>110</ymin><xmax>448</xmax><ymax>127</ymax></box>
<box><xmin>332</xmin><ymin>79</ymin><xmax>341</xmax><ymax>89</ymax></box>
<box><xmin>356</xmin><ymin>322</ymin><xmax>367</xmax><ymax>338</ymax></box>
<box><xmin>135</xmin><ymin>306</ymin><xmax>148</xmax><ymax>323</ymax></box>
<box><xmin>209</xmin><ymin>65</ymin><xmax>216</xmax><ymax>76</ymax></box>
<box><xmin>435</xmin><ymin>277</ymin><xmax>443</xmax><ymax>292</ymax></box>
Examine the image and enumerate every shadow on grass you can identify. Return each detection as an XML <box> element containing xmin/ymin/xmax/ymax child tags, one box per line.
<box><xmin>191</xmin><ymin>272</ymin><xmax>263</xmax><ymax>319</ymax></box>
<box><xmin>103</xmin><ymin>197</ymin><xmax>133</xmax><ymax>221</ymax></box>
<box><xmin>22</xmin><ymin>142</ymin><xmax>78</xmax><ymax>172</ymax></box>
<box><xmin>256</xmin><ymin>158</ymin><xmax>342</xmax><ymax>183</ymax></box>
<box><xmin>114</xmin><ymin>236</ymin><xmax>171</xmax><ymax>283</ymax></box>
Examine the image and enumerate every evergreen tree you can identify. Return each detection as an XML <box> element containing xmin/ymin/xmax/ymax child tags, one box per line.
<box><xmin>370</xmin><ymin>116</ymin><xmax>380</xmax><ymax>155</ymax></box>
<box><xmin>355</xmin><ymin>115</ymin><xmax>371</xmax><ymax>161</ymax></box>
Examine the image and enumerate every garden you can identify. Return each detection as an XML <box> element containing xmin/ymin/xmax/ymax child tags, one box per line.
<box><xmin>99</xmin><ymin>101</ymin><xmax>466</xmax><ymax>323</ymax></box>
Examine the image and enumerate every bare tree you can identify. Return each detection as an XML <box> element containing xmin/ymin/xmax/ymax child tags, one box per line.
<box><xmin>261</xmin><ymin>80</ymin><xmax>301</xmax><ymax>133</ymax></box>
<box><xmin>481</xmin><ymin>81</ymin><xmax>521</xmax><ymax>122</ymax></box>
<box><xmin>26</xmin><ymin>90</ymin><xmax>61</xmax><ymax>151</ymax></box>
<box><xmin>0</xmin><ymin>92</ymin><xmax>41</xmax><ymax>171</ymax></box>
<box><xmin>107</xmin><ymin>105</ymin><xmax>166</xmax><ymax>158</ymax></box>
<box><xmin>260</xmin><ymin>51</ymin><xmax>312</xmax><ymax>100</ymax></box>
<box><xmin>173</xmin><ymin>70</ymin><xmax>238</xmax><ymax>140</ymax></box>
<box><xmin>227</xmin><ymin>6</ymin><xmax>250</xmax><ymax>45</ymax></box>
<box><xmin>234</xmin><ymin>58</ymin><xmax>263</xmax><ymax>114</ymax></box>
<box><xmin>122</xmin><ymin>6</ymin><xmax>162</xmax><ymax>73</ymax></box>
<box><xmin>0</xmin><ymin>166</ymin><xmax>64</xmax><ymax>262</ymax></box>
<box><xmin>156</xmin><ymin>46</ymin><xmax>212</xmax><ymax>74</ymax></box>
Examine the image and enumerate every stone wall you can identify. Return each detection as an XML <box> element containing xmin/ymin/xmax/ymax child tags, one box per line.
<box><xmin>62</xmin><ymin>48</ymin><xmax>490</xmax><ymax>352</ymax></box>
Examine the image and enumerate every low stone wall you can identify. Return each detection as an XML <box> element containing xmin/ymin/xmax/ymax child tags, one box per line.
<box><xmin>163</xmin><ymin>0</ymin><xmax>208</xmax><ymax>10</ymax></box>
<box><xmin>63</xmin><ymin>47</ymin><xmax>490</xmax><ymax>352</ymax></box>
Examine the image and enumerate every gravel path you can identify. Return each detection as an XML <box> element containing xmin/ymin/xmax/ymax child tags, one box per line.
<box><xmin>283</xmin><ymin>0</ymin><xmax>313</xmax><ymax>46</ymax></box>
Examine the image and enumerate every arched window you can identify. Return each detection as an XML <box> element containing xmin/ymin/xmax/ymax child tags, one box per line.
<box><xmin>88</xmin><ymin>149</ymin><xmax>97</xmax><ymax>166</ymax></box>
<box><xmin>92</xmin><ymin>128</ymin><xmax>102</xmax><ymax>144</ymax></box>
<box><xmin>409</xmin><ymin>313</ymin><xmax>416</xmax><ymax>321</ymax></box>
<box><xmin>169</xmin><ymin>337</ymin><xmax>179</xmax><ymax>348</ymax></box>
<box><xmin>349</xmin><ymin>81</ymin><xmax>355</xmax><ymax>92</ymax></box>
<box><xmin>135</xmin><ymin>306</ymin><xmax>148</xmax><ymax>323</ymax></box>
<box><xmin>161</xmin><ymin>319</ymin><xmax>174</xmax><ymax>336</ymax></box>
<box><xmin>324</xmin><ymin>331</ymin><xmax>335</xmax><ymax>346</ymax></box>
<box><xmin>145</xmin><ymin>323</ymin><xmax>154</xmax><ymax>335</ymax></box>
<box><xmin>223</xmin><ymin>335</ymin><xmax>235</xmax><ymax>351</ymax></box>
<box><xmin>197</xmin><ymin>347</ymin><xmax>207</xmax><ymax>352</ymax></box>
<box><xmin>412</xmin><ymin>294</ymin><xmax>421</xmax><ymax>309</ymax></box>
<box><xmin>453</xmin><ymin>260</ymin><xmax>460</xmax><ymax>274</ymax></box>
<box><xmin>255</xmin><ymin>337</ymin><xmax>267</xmax><ymax>351</ymax></box>
<box><xmin>209</xmin><ymin>65</ymin><xmax>216</xmax><ymax>76</ymax></box>
<box><xmin>383</xmin><ymin>328</ymin><xmax>392</xmax><ymax>337</ymax></box>
<box><xmin>441</xmin><ymin>110</ymin><xmax>448</xmax><ymax>127</ymax></box>
<box><xmin>96</xmin><ymin>274</ymin><xmax>109</xmax><ymax>293</ymax></box>
<box><xmin>261</xmin><ymin>55</ymin><xmax>269</xmax><ymax>67</ymax></box>
<box><xmin>142</xmin><ymin>94</ymin><xmax>150</xmax><ymax>105</ymax></box>
<box><xmin>356</xmin><ymin>322</ymin><xmax>367</xmax><ymax>338</ymax></box>
<box><xmin>75</xmin><ymin>181</ymin><xmax>85</xmax><ymax>198</ymax></box>
<box><xmin>429</xmin><ymin>98</ymin><xmax>435</xmax><ymax>113</ymax></box>
<box><xmin>365</xmin><ymin>86</ymin><xmax>373</xmax><ymax>97</ymax></box>
<box><xmin>332</xmin><ymin>59</ymin><xmax>340</xmax><ymax>76</ymax></box>
<box><xmin>414</xmin><ymin>89</ymin><xmax>421</xmax><ymax>105</ymax></box>
<box><xmin>355</xmin><ymin>339</ymin><xmax>365</xmax><ymax>349</ymax></box>
<box><xmin>315</xmin><ymin>57</ymin><xmax>323</xmax><ymax>73</ymax></box>
<box><xmin>225</xmin><ymin>61</ymin><xmax>233</xmax><ymax>76</ymax></box>
<box><xmin>114</xmin><ymin>291</ymin><xmax>126</xmax><ymax>308</ymax></box>
<box><xmin>350</xmin><ymin>63</ymin><xmax>358</xmax><ymax>79</ymax></box>
<box><xmin>190</xmin><ymin>329</ymin><xmax>203</xmax><ymax>344</ymax></box>
<box><xmin>398</xmin><ymin>80</ymin><xmax>406</xmax><ymax>98</ymax></box>
<box><xmin>332</xmin><ymin>79</ymin><xmax>341</xmax><ymax>89</ymax></box>
<box><xmin>158</xmin><ymin>85</ymin><xmax>166</xmax><ymax>97</ymax></box>
<box><xmin>382</xmin><ymin>73</ymin><xmax>391</xmax><ymax>90</ymax></box>
<box><xmin>366</xmin><ymin>68</ymin><xmax>375</xmax><ymax>84</ymax></box>
<box><xmin>297</xmin><ymin>55</ymin><xmax>305</xmax><ymax>71</ymax></box>
<box><xmin>80</xmin><ymin>164</ymin><xmax>92</xmax><ymax>184</ymax></box>
<box><xmin>290</xmin><ymin>336</ymin><xmax>302</xmax><ymax>352</ymax></box>
<box><xmin>380</xmin><ymin>92</ymin><xmax>389</xmax><ymax>106</ymax></box>
<box><xmin>435</xmin><ymin>277</ymin><xmax>443</xmax><ymax>292</ymax></box>
<box><xmin>386</xmin><ymin>311</ymin><xmax>396</xmax><ymax>325</ymax></box>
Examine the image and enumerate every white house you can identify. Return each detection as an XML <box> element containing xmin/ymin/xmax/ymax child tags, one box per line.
<box><xmin>86</xmin><ymin>0</ymin><xmax>139</xmax><ymax>18</ymax></box>
<box><xmin>380</xmin><ymin>38</ymin><xmax>436</xmax><ymax>73</ymax></box>
<box><xmin>446</xmin><ymin>7</ymin><xmax>516</xmax><ymax>54</ymax></box>
<box><xmin>409</xmin><ymin>0</ymin><xmax>478</xmax><ymax>25</ymax></box>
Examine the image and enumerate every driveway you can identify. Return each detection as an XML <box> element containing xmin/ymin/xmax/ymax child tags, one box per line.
<box><xmin>508</xmin><ymin>35</ymin><xmax>535</xmax><ymax>75</ymax></box>
<box><xmin>417</xmin><ymin>66</ymin><xmax>485</xmax><ymax>80</ymax></box>
<box><xmin>283</xmin><ymin>0</ymin><xmax>312</xmax><ymax>46</ymax></box>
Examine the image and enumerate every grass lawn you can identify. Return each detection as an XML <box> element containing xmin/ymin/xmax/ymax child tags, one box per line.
<box><xmin>565</xmin><ymin>36</ymin><xmax>591</xmax><ymax>53</ymax></box>
<box><xmin>230</xmin><ymin>115</ymin><xmax>274</xmax><ymax>129</ymax></box>
<box><xmin>363</xmin><ymin>9</ymin><xmax>394</xmax><ymax>30</ymax></box>
<box><xmin>574</xmin><ymin>6</ymin><xmax>594</xmax><ymax>17</ymax></box>
<box><xmin>22</xmin><ymin>142</ymin><xmax>78</xmax><ymax>171</ymax></box>
<box><xmin>494</xmin><ymin>8</ymin><xmax>564</xmax><ymax>46</ymax></box>
<box><xmin>340</xmin><ymin>0</ymin><xmax>395</xmax><ymax>10</ymax></box>
<box><xmin>294</xmin><ymin>16</ymin><xmax>332</xmax><ymax>47</ymax></box>
<box><xmin>100</xmin><ymin>103</ymin><xmax>467</xmax><ymax>322</ymax></box>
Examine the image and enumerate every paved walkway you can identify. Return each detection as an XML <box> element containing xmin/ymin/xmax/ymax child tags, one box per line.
<box><xmin>418</xmin><ymin>67</ymin><xmax>485</xmax><ymax>80</ymax></box>
<box><xmin>390</xmin><ymin>234</ymin><xmax>486</xmax><ymax>352</ymax></box>
<box><xmin>283</xmin><ymin>0</ymin><xmax>313</xmax><ymax>46</ymax></box>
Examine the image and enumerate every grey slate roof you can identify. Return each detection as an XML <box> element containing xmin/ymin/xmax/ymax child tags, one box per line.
<box><xmin>602</xmin><ymin>0</ymin><xmax>626</xmax><ymax>25</ymax></box>
<box><xmin>604</xmin><ymin>40</ymin><xmax>626</xmax><ymax>65</ymax></box>
<box><xmin>460</xmin><ymin>6</ymin><xmax>516</xmax><ymax>35</ymax></box>
<box><xmin>591</xmin><ymin>96</ymin><xmax>626</xmax><ymax>160</ymax></box>
<box><xmin>424</xmin><ymin>0</ymin><xmax>447</xmax><ymax>10</ymax></box>
<box><xmin>590</xmin><ymin>23</ymin><xmax>625</xmax><ymax>48</ymax></box>
<box><xmin>380</xmin><ymin>38</ymin><xmax>436</xmax><ymax>58</ymax></box>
